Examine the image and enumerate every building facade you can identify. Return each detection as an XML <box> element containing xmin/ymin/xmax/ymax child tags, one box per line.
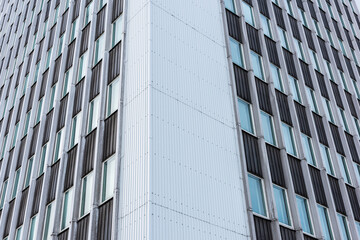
<box><xmin>0</xmin><ymin>0</ymin><xmax>359</xmax><ymax>239</ymax></box>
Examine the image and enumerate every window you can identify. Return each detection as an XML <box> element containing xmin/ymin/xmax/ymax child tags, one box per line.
<box><xmin>260</xmin><ymin>14</ymin><xmax>272</xmax><ymax>38</ymax></box>
<box><xmin>12</xmin><ymin>123</ymin><xmax>19</xmax><ymax>147</ymax></box>
<box><xmin>322</xmin><ymin>97</ymin><xmax>335</xmax><ymax>123</ymax></box>
<box><xmin>281</xmin><ymin>122</ymin><xmax>297</xmax><ymax>156</ymax></box>
<box><xmin>237</xmin><ymin>99</ymin><xmax>254</xmax><ymax>134</ymax></box>
<box><xmin>49</xmin><ymin>84</ymin><xmax>56</xmax><ymax>111</ymax></box>
<box><xmin>320</xmin><ymin>144</ymin><xmax>334</xmax><ymax>175</ymax></box>
<box><xmin>260</xmin><ymin>111</ymin><xmax>276</xmax><ymax>145</ymax></box>
<box><xmin>94</xmin><ymin>34</ymin><xmax>105</xmax><ymax>65</ymax></box>
<box><xmin>301</xmin><ymin>134</ymin><xmax>316</xmax><ymax>166</ymax></box>
<box><xmin>1</xmin><ymin>135</ymin><xmax>7</xmax><ymax>159</ymax></box>
<box><xmin>285</xmin><ymin>0</ymin><xmax>293</xmax><ymax>15</ymax></box>
<box><xmin>36</xmin><ymin>98</ymin><xmax>43</xmax><ymax>123</ymax></box>
<box><xmin>289</xmin><ymin>76</ymin><xmax>302</xmax><ymax>103</ymax></box>
<box><xmin>325</xmin><ymin>61</ymin><xmax>334</xmax><ymax>81</ymax></box>
<box><xmin>294</xmin><ymin>39</ymin><xmax>305</xmax><ymax>61</ymax></box>
<box><xmin>250</xmin><ymin>51</ymin><xmax>264</xmax><ymax>80</ymax></box>
<box><xmin>99</xmin><ymin>0</ymin><xmax>107</xmax><ymax>8</ymax></box>
<box><xmin>12</xmin><ymin>168</ymin><xmax>21</xmax><ymax>198</ymax></box>
<box><xmin>224</xmin><ymin>0</ymin><xmax>236</xmax><ymax>12</ymax></box>
<box><xmin>53</xmin><ymin>130</ymin><xmax>64</xmax><ymax>162</ymax></box>
<box><xmin>353</xmin><ymin>80</ymin><xmax>360</xmax><ymax>99</ymax></box>
<box><xmin>270</xmin><ymin>64</ymin><xmax>283</xmax><ymax>91</ymax></box>
<box><xmin>70</xmin><ymin>19</ymin><xmax>78</xmax><ymax>42</ymax></box>
<box><xmin>24</xmin><ymin>157</ymin><xmax>34</xmax><ymax>188</ymax></box>
<box><xmin>248</xmin><ymin>174</ymin><xmax>267</xmax><ymax>216</ymax></box>
<box><xmin>43</xmin><ymin>203</ymin><xmax>55</xmax><ymax>240</ymax></box>
<box><xmin>61</xmin><ymin>188</ymin><xmax>74</xmax><ymax>230</ymax></box>
<box><xmin>69</xmin><ymin>113</ymin><xmax>82</xmax><ymax>148</ymax></box>
<box><xmin>22</xmin><ymin>75</ymin><xmax>28</xmax><ymax>95</ymax></box>
<box><xmin>327</xmin><ymin>30</ymin><xmax>334</xmax><ymax>47</ymax></box>
<box><xmin>353</xmin><ymin>117</ymin><xmax>360</xmax><ymax>136</ymax></box>
<box><xmin>43</xmin><ymin>20</ymin><xmax>48</xmax><ymax>38</ymax></box>
<box><xmin>339</xmin><ymin>70</ymin><xmax>348</xmax><ymax>91</ymax></box>
<box><xmin>299</xmin><ymin>9</ymin><xmax>308</xmax><ymax>27</ymax></box>
<box><xmin>23</xmin><ymin>111</ymin><xmax>31</xmax><ymax>136</ymax></box>
<box><xmin>46</xmin><ymin>48</ymin><xmax>52</xmax><ymax>70</ymax></box>
<box><xmin>356</xmin><ymin>221</ymin><xmax>360</xmax><ymax>237</ymax></box>
<box><xmin>273</xmin><ymin>185</ymin><xmax>291</xmax><ymax>226</ymax></box>
<box><xmin>338</xmin><ymin>39</ymin><xmax>347</xmax><ymax>56</ymax></box>
<box><xmin>313</xmin><ymin>19</ymin><xmax>322</xmax><ymax>37</ymax></box>
<box><xmin>338</xmin><ymin>107</ymin><xmax>349</xmax><ymax>132</ymax></box>
<box><xmin>337</xmin><ymin>214</ymin><xmax>351</xmax><ymax>240</ymax></box>
<box><xmin>0</xmin><ymin>180</ymin><xmax>8</xmax><ymax>209</ymax></box>
<box><xmin>88</xmin><ymin>97</ymin><xmax>100</xmax><ymax>133</ymax></box>
<box><xmin>351</xmin><ymin>49</ymin><xmax>358</xmax><ymax>66</ymax></box>
<box><xmin>57</xmin><ymin>34</ymin><xmax>64</xmax><ymax>56</ymax></box>
<box><xmin>112</xmin><ymin>15</ymin><xmax>123</xmax><ymax>47</ymax></box>
<box><xmin>62</xmin><ymin>68</ymin><xmax>73</xmax><ymax>97</ymax></box>
<box><xmin>34</xmin><ymin>63</ymin><xmax>40</xmax><ymax>83</ymax></box>
<box><xmin>306</xmin><ymin>87</ymin><xmax>318</xmax><ymax>113</ymax></box>
<box><xmin>337</xmin><ymin>154</ymin><xmax>351</xmax><ymax>184</ymax></box>
<box><xmin>53</xmin><ymin>6</ymin><xmax>59</xmax><ymax>25</ymax></box>
<box><xmin>101</xmin><ymin>156</ymin><xmax>116</xmax><ymax>202</ymax></box>
<box><xmin>229</xmin><ymin>37</ymin><xmax>244</xmax><ymax>67</ymax></box>
<box><xmin>107</xmin><ymin>78</ymin><xmax>120</xmax><ymax>117</ymax></box>
<box><xmin>242</xmin><ymin>1</ymin><xmax>254</xmax><ymax>26</ymax></box>
<box><xmin>15</xmin><ymin>226</ymin><xmax>22</xmax><ymax>240</ymax></box>
<box><xmin>84</xmin><ymin>2</ymin><xmax>93</xmax><ymax>26</ymax></box>
<box><xmin>317</xmin><ymin>205</ymin><xmax>333</xmax><ymax>240</ymax></box>
<box><xmin>28</xmin><ymin>215</ymin><xmax>38</xmax><ymax>240</ymax></box>
<box><xmin>296</xmin><ymin>195</ymin><xmax>313</xmax><ymax>235</ymax></box>
<box><xmin>80</xmin><ymin>172</ymin><xmax>94</xmax><ymax>217</ymax></box>
<box><xmin>327</xmin><ymin>3</ymin><xmax>334</xmax><ymax>18</ymax></box>
<box><xmin>278</xmin><ymin>27</ymin><xmax>289</xmax><ymax>49</ymax></box>
<box><xmin>78</xmin><ymin>51</ymin><xmax>88</xmax><ymax>81</ymax></box>
<box><xmin>309</xmin><ymin>50</ymin><xmax>320</xmax><ymax>71</ymax></box>
<box><xmin>39</xmin><ymin>144</ymin><xmax>47</xmax><ymax>175</ymax></box>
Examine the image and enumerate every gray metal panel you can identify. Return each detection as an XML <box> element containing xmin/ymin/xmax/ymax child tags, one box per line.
<box><xmin>96</xmin><ymin>6</ymin><xmax>106</xmax><ymax>39</ymax></box>
<box><xmin>46</xmin><ymin>160</ymin><xmax>60</xmax><ymax>204</ymax></box>
<box><xmin>295</xmin><ymin>102</ymin><xmax>311</xmax><ymax>136</ymax></box>
<box><xmin>225</xmin><ymin>10</ymin><xmax>242</xmax><ymax>43</ymax></box>
<box><xmin>90</xmin><ymin>61</ymin><xmax>101</xmax><ymax>100</ymax></box>
<box><xmin>64</xmin><ymin>146</ymin><xmax>77</xmax><ymax>191</ymax></box>
<box><xmin>108</xmin><ymin>42</ymin><xmax>121</xmax><ymax>83</ymax></box>
<box><xmin>346</xmin><ymin>185</ymin><xmax>360</xmax><ymax>221</ymax></box>
<box><xmin>246</xmin><ymin>24</ymin><xmax>261</xmax><ymax>55</ymax></box>
<box><xmin>316</xmin><ymin>71</ymin><xmax>329</xmax><ymax>99</ymax></box>
<box><xmin>243</xmin><ymin>132</ymin><xmax>262</xmax><ymax>177</ymax></box>
<box><xmin>308</xmin><ymin>165</ymin><xmax>327</xmax><ymax>206</ymax></box>
<box><xmin>313</xmin><ymin>113</ymin><xmax>328</xmax><ymax>145</ymax></box>
<box><xmin>57</xmin><ymin>95</ymin><xmax>68</xmax><ymax>131</ymax></box>
<box><xmin>82</xmin><ymin>129</ymin><xmax>96</xmax><ymax>177</ymax></box>
<box><xmin>76</xmin><ymin>214</ymin><xmax>90</xmax><ymax>240</ymax></box>
<box><xmin>31</xmin><ymin>175</ymin><xmax>43</xmax><ymax>217</ymax></box>
<box><xmin>16</xmin><ymin>187</ymin><xmax>28</xmax><ymax>227</ymax></box>
<box><xmin>4</xmin><ymin>199</ymin><xmax>14</xmax><ymax>237</ymax></box>
<box><xmin>300</xmin><ymin>60</ymin><xmax>313</xmax><ymax>89</ymax></box>
<box><xmin>112</xmin><ymin>0</ymin><xmax>123</xmax><ymax>22</ymax></box>
<box><xmin>304</xmin><ymin>26</ymin><xmax>315</xmax><ymax>51</ymax></box>
<box><xmin>52</xmin><ymin>55</ymin><xmax>62</xmax><ymax>85</ymax></box>
<box><xmin>29</xmin><ymin>124</ymin><xmax>39</xmax><ymax>157</ymax></box>
<box><xmin>276</xmin><ymin>90</ymin><xmax>292</xmax><ymax>126</ymax></box>
<box><xmin>234</xmin><ymin>65</ymin><xmax>251</xmax><ymax>102</ymax></box>
<box><xmin>289</xmin><ymin>15</ymin><xmax>300</xmax><ymax>40</ymax></box>
<box><xmin>273</xmin><ymin>4</ymin><xmax>285</xmax><ymax>29</ymax></box>
<box><xmin>328</xmin><ymin>175</ymin><xmax>346</xmax><ymax>214</ymax></box>
<box><xmin>253</xmin><ymin>216</ymin><xmax>273</xmax><ymax>240</ymax></box>
<box><xmin>43</xmin><ymin>110</ymin><xmax>53</xmax><ymax>145</ymax></box>
<box><xmin>72</xmin><ymin>79</ymin><xmax>84</xmax><ymax>117</ymax></box>
<box><xmin>280</xmin><ymin>226</ymin><xmax>296</xmax><ymax>240</ymax></box>
<box><xmin>329</xmin><ymin>123</ymin><xmax>345</xmax><ymax>155</ymax></box>
<box><xmin>283</xmin><ymin>49</ymin><xmax>297</xmax><ymax>78</ymax></box>
<box><xmin>65</xmin><ymin>40</ymin><xmax>76</xmax><ymax>71</ymax></box>
<box><xmin>256</xmin><ymin>79</ymin><xmax>272</xmax><ymax>114</ymax></box>
<box><xmin>80</xmin><ymin>24</ymin><xmax>90</xmax><ymax>56</ymax></box>
<box><xmin>288</xmin><ymin>155</ymin><xmax>307</xmax><ymax>197</ymax></box>
<box><xmin>103</xmin><ymin>112</ymin><xmax>117</xmax><ymax>160</ymax></box>
<box><xmin>345</xmin><ymin>132</ymin><xmax>360</xmax><ymax>164</ymax></box>
<box><xmin>266</xmin><ymin>144</ymin><xmax>286</xmax><ymax>187</ymax></box>
<box><xmin>97</xmin><ymin>199</ymin><xmax>113</xmax><ymax>240</ymax></box>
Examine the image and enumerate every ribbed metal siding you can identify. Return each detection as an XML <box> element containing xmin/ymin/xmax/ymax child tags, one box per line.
<box><xmin>66</xmin><ymin>40</ymin><xmax>76</xmax><ymax>71</ymax></box>
<box><xmin>52</xmin><ymin>56</ymin><xmax>62</xmax><ymax>85</ymax></box>
<box><xmin>344</xmin><ymin>30</ymin><xmax>353</xmax><ymax>49</ymax></box>
<box><xmin>345</xmin><ymin>92</ymin><xmax>357</xmax><ymax>117</ymax></box>
<box><xmin>345</xmin><ymin>132</ymin><xmax>360</xmax><ymax>164</ymax></box>
<box><xmin>60</xmin><ymin>10</ymin><xmax>68</xmax><ymax>36</ymax></box>
<box><xmin>329</xmin><ymin>123</ymin><xmax>345</xmax><ymax>155</ymax></box>
<box><xmin>313</xmin><ymin>113</ymin><xmax>328</xmax><ymax>146</ymax></box>
<box><xmin>300</xmin><ymin>61</ymin><xmax>313</xmax><ymax>88</ymax></box>
<box><xmin>29</xmin><ymin>124</ymin><xmax>39</xmax><ymax>157</ymax></box>
<box><xmin>273</xmin><ymin>4</ymin><xmax>285</xmax><ymax>29</ymax></box>
<box><xmin>346</xmin><ymin>185</ymin><xmax>360</xmax><ymax>221</ymax></box>
<box><xmin>108</xmin><ymin>42</ymin><xmax>122</xmax><ymax>83</ymax></box>
<box><xmin>97</xmin><ymin>199</ymin><xmax>113</xmax><ymax>239</ymax></box>
<box><xmin>80</xmin><ymin>24</ymin><xmax>90</xmax><ymax>55</ymax></box>
<box><xmin>332</xmin><ymin>47</ymin><xmax>343</xmax><ymax>70</ymax></box>
<box><xmin>276</xmin><ymin>90</ymin><xmax>292</xmax><ymax>126</ymax></box>
<box><xmin>256</xmin><ymin>79</ymin><xmax>272</xmax><ymax>114</ymax></box>
<box><xmin>27</xmin><ymin>84</ymin><xmax>36</xmax><ymax>112</ymax></box>
<box><xmin>308</xmin><ymin>166</ymin><xmax>327</xmax><ymax>206</ymax></box>
<box><xmin>72</xmin><ymin>0</ymin><xmax>81</xmax><ymax>21</ymax></box>
<box><xmin>17</xmin><ymin>137</ymin><xmax>26</xmax><ymax>169</ymax></box>
<box><xmin>316</xmin><ymin>71</ymin><xmax>329</xmax><ymax>98</ymax></box>
<box><xmin>226</xmin><ymin>10</ymin><xmax>242</xmax><ymax>43</ymax></box>
<box><xmin>103</xmin><ymin>112</ymin><xmax>117</xmax><ymax>160</ymax></box>
<box><xmin>254</xmin><ymin>216</ymin><xmax>273</xmax><ymax>240</ymax></box>
<box><xmin>47</xmin><ymin>161</ymin><xmax>60</xmax><ymax>204</ymax></box>
<box><xmin>64</xmin><ymin>146</ymin><xmax>77</xmax><ymax>191</ymax></box>
<box><xmin>280</xmin><ymin>226</ymin><xmax>296</xmax><ymax>240</ymax></box>
<box><xmin>4</xmin><ymin>199</ymin><xmax>14</xmax><ymax>237</ymax></box>
<box><xmin>3</xmin><ymin>150</ymin><xmax>12</xmax><ymax>179</ymax></box>
<box><xmin>333</xmin><ymin>19</ymin><xmax>342</xmax><ymax>39</ymax></box>
<box><xmin>31</xmin><ymin>175</ymin><xmax>43</xmax><ymax>216</ymax></box>
<box><xmin>288</xmin><ymin>155</ymin><xmax>307</xmax><ymax>197</ymax></box>
<box><xmin>243</xmin><ymin>132</ymin><xmax>262</xmax><ymax>177</ymax></box>
<box><xmin>40</xmin><ymin>70</ymin><xmax>48</xmax><ymax>98</ymax></box>
<box><xmin>112</xmin><ymin>0</ymin><xmax>123</xmax><ymax>22</ymax></box>
<box><xmin>289</xmin><ymin>16</ymin><xmax>300</xmax><ymax>40</ymax></box>
<box><xmin>76</xmin><ymin>214</ymin><xmax>90</xmax><ymax>239</ymax></box>
<box><xmin>90</xmin><ymin>61</ymin><xmax>101</xmax><ymax>100</ymax></box>
<box><xmin>48</xmin><ymin>25</ymin><xmax>56</xmax><ymax>50</ymax></box>
<box><xmin>57</xmin><ymin>95</ymin><xmax>68</xmax><ymax>131</ymax></box>
<box><xmin>295</xmin><ymin>102</ymin><xmax>311</xmax><ymax>136</ymax></box>
<box><xmin>328</xmin><ymin>175</ymin><xmax>346</xmax><ymax>214</ymax></box>
<box><xmin>266</xmin><ymin>144</ymin><xmax>285</xmax><ymax>187</ymax></box>
<box><xmin>234</xmin><ymin>65</ymin><xmax>251</xmax><ymax>102</ymax></box>
<box><xmin>37</xmin><ymin>39</ymin><xmax>43</xmax><ymax>63</ymax></box>
<box><xmin>16</xmin><ymin>188</ymin><xmax>29</xmax><ymax>227</ymax></box>
<box><xmin>304</xmin><ymin>27</ymin><xmax>315</xmax><ymax>51</ymax></box>
<box><xmin>82</xmin><ymin>130</ymin><xmax>96</xmax><ymax>177</ymax></box>
<box><xmin>318</xmin><ymin>37</ymin><xmax>330</xmax><ymax>61</ymax></box>
<box><xmin>4</xmin><ymin>108</ymin><xmax>12</xmax><ymax>135</ymax></box>
<box><xmin>345</xmin><ymin>57</ymin><xmax>355</xmax><ymax>79</ymax></box>
<box><xmin>15</xmin><ymin>97</ymin><xmax>23</xmax><ymax>123</ymax></box>
<box><xmin>320</xmin><ymin>10</ymin><xmax>330</xmax><ymax>29</ymax></box>
<box><xmin>257</xmin><ymin>0</ymin><xmax>269</xmax><ymax>17</ymax></box>
<box><xmin>283</xmin><ymin>49</ymin><xmax>297</xmax><ymax>78</ymax></box>
<box><xmin>43</xmin><ymin>110</ymin><xmax>53</xmax><ymax>144</ymax></box>
<box><xmin>96</xmin><ymin>6</ymin><xmax>106</xmax><ymax>39</ymax></box>
<box><xmin>58</xmin><ymin>229</ymin><xmax>69</xmax><ymax>240</ymax></box>
<box><xmin>307</xmin><ymin>0</ymin><xmax>317</xmax><ymax>20</ymax></box>
<box><xmin>246</xmin><ymin>24</ymin><xmax>261</xmax><ymax>55</ymax></box>
<box><xmin>72</xmin><ymin>79</ymin><xmax>84</xmax><ymax>117</ymax></box>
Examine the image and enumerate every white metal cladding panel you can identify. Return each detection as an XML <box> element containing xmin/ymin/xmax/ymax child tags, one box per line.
<box><xmin>148</xmin><ymin>1</ymin><xmax>250</xmax><ymax>239</ymax></box>
<box><xmin>120</xmin><ymin>0</ymin><xmax>150</xmax><ymax>239</ymax></box>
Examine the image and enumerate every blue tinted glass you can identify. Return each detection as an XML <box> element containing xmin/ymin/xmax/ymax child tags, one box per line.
<box><xmin>317</xmin><ymin>206</ymin><xmax>333</xmax><ymax>240</ymax></box>
<box><xmin>273</xmin><ymin>185</ymin><xmax>291</xmax><ymax>225</ymax></box>
<box><xmin>337</xmin><ymin>214</ymin><xmax>351</xmax><ymax>240</ymax></box>
<box><xmin>281</xmin><ymin>123</ymin><xmax>297</xmax><ymax>156</ymax></box>
<box><xmin>251</xmin><ymin>52</ymin><xmax>264</xmax><ymax>80</ymax></box>
<box><xmin>320</xmin><ymin>145</ymin><xmax>334</xmax><ymax>175</ymax></box>
<box><xmin>301</xmin><ymin>135</ymin><xmax>315</xmax><ymax>166</ymax></box>
<box><xmin>261</xmin><ymin>112</ymin><xmax>276</xmax><ymax>145</ymax></box>
<box><xmin>242</xmin><ymin>2</ymin><xmax>254</xmax><ymax>26</ymax></box>
<box><xmin>224</xmin><ymin>0</ymin><xmax>236</xmax><ymax>12</ymax></box>
<box><xmin>248</xmin><ymin>175</ymin><xmax>266</xmax><ymax>216</ymax></box>
<box><xmin>356</xmin><ymin>222</ymin><xmax>360</xmax><ymax>238</ymax></box>
<box><xmin>270</xmin><ymin>64</ymin><xmax>283</xmax><ymax>91</ymax></box>
<box><xmin>238</xmin><ymin>99</ymin><xmax>254</xmax><ymax>133</ymax></box>
<box><xmin>296</xmin><ymin>196</ymin><xmax>313</xmax><ymax>234</ymax></box>
<box><xmin>230</xmin><ymin>38</ymin><xmax>244</xmax><ymax>67</ymax></box>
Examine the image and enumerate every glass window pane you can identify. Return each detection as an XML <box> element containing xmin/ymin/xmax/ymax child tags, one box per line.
<box><xmin>250</xmin><ymin>51</ymin><xmax>264</xmax><ymax>80</ymax></box>
<box><xmin>261</xmin><ymin>15</ymin><xmax>272</xmax><ymax>38</ymax></box>
<box><xmin>273</xmin><ymin>185</ymin><xmax>291</xmax><ymax>225</ymax></box>
<box><xmin>261</xmin><ymin>111</ymin><xmax>276</xmax><ymax>145</ymax></box>
<box><xmin>270</xmin><ymin>64</ymin><xmax>283</xmax><ymax>91</ymax></box>
<box><xmin>24</xmin><ymin>157</ymin><xmax>34</xmax><ymax>188</ymax></box>
<box><xmin>0</xmin><ymin>180</ymin><xmax>8</xmax><ymax>209</ymax></box>
<box><xmin>94</xmin><ymin>35</ymin><xmax>105</xmax><ymax>65</ymax></box>
<box><xmin>80</xmin><ymin>172</ymin><xmax>94</xmax><ymax>217</ymax></box>
<box><xmin>289</xmin><ymin>76</ymin><xmax>302</xmax><ymax>103</ymax></box>
<box><xmin>317</xmin><ymin>205</ymin><xmax>333</xmax><ymax>240</ymax></box>
<box><xmin>107</xmin><ymin>78</ymin><xmax>120</xmax><ymax>116</ymax></box>
<box><xmin>88</xmin><ymin>97</ymin><xmax>100</xmax><ymax>133</ymax></box>
<box><xmin>102</xmin><ymin>156</ymin><xmax>116</xmax><ymax>201</ymax></box>
<box><xmin>237</xmin><ymin>99</ymin><xmax>254</xmax><ymax>134</ymax></box>
<box><xmin>306</xmin><ymin>87</ymin><xmax>318</xmax><ymax>113</ymax></box>
<box><xmin>296</xmin><ymin>196</ymin><xmax>313</xmax><ymax>234</ymax></box>
<box><xmin>248</xmin><ymin>175</ymin><xmax>266</xmax><ymax>216</ymax></box>
<box><xmin>278</xmin><ymin>27</ymin><xmax>289</xmax><ymax>49</ymax></box>
<box><xmin>61</xmin><ymin>188</ymin><xmax>74</xmax><ymax>230</ymax></box>
<box><xmin>301</xmin><ymin>134</ymin><xmax>316</xmax><ymax>166</ymax></box>
<box><xmin>337</xmin><ymin>154</ymin><xmax>351</xmax><ymax>184</ymax></box>
<box><xmin>281</xmin><ymin>123</ymin><xmax>297</xmax><ymax>156</ymax></box>
<box><xmin>43</xmin><ymin>203</ymin><xmax>55</xmax><ymax>240</ymax></box>
<box><xmin>320</xmin><ymin>144</ymin><xmax>334</xmax><ymax>175</ymax></box>
<box><xmin>242</xmin><ymin>1</ymin><xmax>254</xmax><ymax>26</ymax></box>
<box><xmin>224</xmin><ymin>0</ymin><xmax>236</xmax><ymax>12</ymax></box>
<box><xmin>12</xmin><ymin>168</ymin><xmax>21</xmax><ymax>198</ymax></box>
<box><xmin>112</xmin><ymin>15</ymin><xmax>123</xmax><ymax>47</ymax></box>
<box><xmin>229</xmin><ymin>38</ymin><xmax>244</xmax><ymax>67</ymax></box>
<box><xmin>337</xmin><ymin>214</ymin><xmax>351</xmax><ymax>240</ymax></box>
<box><xmin>28</xmin><ymin>215</ymin><xmax>38</xmax><ymax>240</ymax></box>
<box><xmin>39</xmin><ymin>144</ymin><xmax>47</xmax><ymax>176</ymax></box>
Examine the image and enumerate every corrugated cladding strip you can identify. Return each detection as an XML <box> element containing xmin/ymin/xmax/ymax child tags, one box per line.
<box><xmin>276</xmin><ymin>90</ymin><xmax>292</xmax><ymax>126</ymax></box>
<box><xmin>233</xmin><ymin>65</ymin><xmax>251</xmax><ymax>102</ymax></box>
<box><xmin>64</xmin><ymin>146</ymin><xmax>77</xmax><ymax>191</ymax></box>
<box><xmin>328</xmin><ymin>175</ymin><xmax>346</xmax><ymax>214</ymax></box>
<box><xmin>280</xmin><ymin>226</ymin><xmax>296</xmax><ymax>239</ymax></box>
<box><xmin>308</xmin><ymin>165</ymin><xmax>327</xmax><ymax>206</ymax></box>
<box><xmin>254</xmin><ymin>216</ymin><xmax>273</xmax><ymax>240</ymax></box>
<box><xmin>97</xmin><ymin>199</ymin><xmax>113</xmax><ymax>239</ymax></box>
<box><xmin>295</xmin><ymin>102</ymin><xmax>311</xmax><ymax>136</ymax></box>
<box><xmin>266</xmin><ymin>144</ymin><xmax>286</xmax><ymax>187</ymax></box>
<box><xmin>256</xmin><ymin>78</ymin><xmax>272</xmax><ymax>114</ymax></box>
<box><xmin>288</xmin><ymin>155</ymin><xmax>307</xmax><ymax>197</ymax></box>
<box><xmin>76</xmin><ymin>214</ymin><xmax>90</xmax><ymax>239</ymax></box>
<box><xmin>243</xmin><ymin>132</ymin><xmax>262</xmax><ymax>177</ymax></box>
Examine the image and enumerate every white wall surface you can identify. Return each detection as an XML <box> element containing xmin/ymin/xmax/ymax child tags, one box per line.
<box><xmin>120</xmin><ymin>0</ymin><xmax>250</xmax><ymax>239</ymax></box>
